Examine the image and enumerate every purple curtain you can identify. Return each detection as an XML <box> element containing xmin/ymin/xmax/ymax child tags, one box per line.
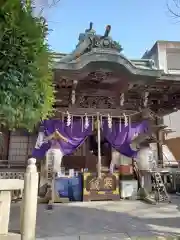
<box><xmin>102</xmin><ymin>120</ymin><xmax>149</xmax><ymax>157</ymax></box>
<box><xmin>32</xmin><ymin>117</ymin><xmax>148</xmax><ymax>159</ymax></box>
<box><xmin>32</xmin><ymin>119</ymin><xmax>92</xmax><ymax>158</ymax></box>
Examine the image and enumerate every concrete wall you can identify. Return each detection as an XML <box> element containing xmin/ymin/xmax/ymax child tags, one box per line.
<box><xmin>163</xmin><ymin>111</ymin><xmax>180</xmax><ymax>139</ymax></box>
<box><xmin>158</xmin><ymin>41</ymin><xmax>180</xmax><ymax>74</ymax></box>
<box><xmin>144</xmin><ymin>41</ymin><xmax>180</xmax><ymax>73</ymax></box>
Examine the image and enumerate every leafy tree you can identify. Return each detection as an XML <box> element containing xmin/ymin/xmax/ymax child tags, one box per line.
<box><xmin>0</xmin><ymin>0</ymin><xmax>55</xmax><ymax>131</ymax></box>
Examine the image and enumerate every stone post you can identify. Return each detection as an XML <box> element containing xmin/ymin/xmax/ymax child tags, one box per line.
<box><xmin>0</xmin><ymin>191</ymin><xmax>11</xmax><ymax>235</ymax></box>
<box><xmin>21</xmin><ymin>158</ymin><xmax>39</xmax><ymax>240</ymax></box>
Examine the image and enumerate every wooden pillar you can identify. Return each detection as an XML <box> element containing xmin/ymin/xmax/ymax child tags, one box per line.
<box><xmin>97</xmin><ymin>113</ymin><xmax>101</xmax><ymax>178</ymax></box>
<box><xmin>156</xmin><ymin>116</ymin><xmax>164</xmax><ymax>166</ymax></box>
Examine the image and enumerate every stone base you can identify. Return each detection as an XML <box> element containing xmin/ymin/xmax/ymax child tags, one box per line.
<box><xmin>0</xmin><ymin>233</ymin><xmax>20</xmax><ymax>240</ymax></box>
<box><xmin>137</xmin><ymin>187</ymin><xmax>156</xmax><ymax>205</ymax></box>
<box><xmin>0</xmin><ymin>191</ymin><xmax>11</xmax><ymax>235</ymax></box>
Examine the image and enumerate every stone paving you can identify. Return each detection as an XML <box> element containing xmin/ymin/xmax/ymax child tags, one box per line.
<box><xmin>5</xmin><ymin>195</ymin><xmax>180</xmax><ymax>239</ymax></box>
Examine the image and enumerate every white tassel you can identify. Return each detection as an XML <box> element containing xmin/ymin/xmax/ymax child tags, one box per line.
<box><xmin>120</xmin><ymin>93</ymin><xmax>125</xmax><ymax>106</ymax></box>
<box><xmin>62</xmin><ymin>113</ymin><xmax>64</xmax><ymax>123</ymax></box>
<box><xmin>35</xmin><ymin>131</ymin><xmax>45</xmax><ymax>149</ymax></box>
<box><xmin>107</xmin><ymin>114</ymin><xmax>112</xmax><ymax>129</ymax></box>
<box><xmin>100</xmin><ymin>115</ymin><xmax>103</xmax><ymax>128</ymax></box>
<box><xmin>119</xmin><ymin>117</ymin><xmax>121</xmax><ymax>132</ymax></box>
<box><xmin>123</xmin><ymin>113</ymin><xmax>128</xmax><ymax>127</ymax></box>
<box><xmin>84</xmin><ymin>114</ymin><xmax>89</xmax><ymax>129</ymax></box>
<box><xmin>92</xmin><ymin>116</ymin><xmax>94</xmax><ymax>131</ymax></box>
<box><xmin>134</xmin><ymin>132</ymin><xmax>139</xmax><ymax>139</ymax></box>
<box><xmin>81</xmin><ymin>117</ymin><xmax>84</xmax><ymax>132</ymax></box>
<box><xmin>144</xmin><ymin>91</ymin><xmax>149</xmax><ymax>107</ymax></box>
<box><xmin>66</xmin><ymin>111</ymin><xmax>71</xmax><ymax>126</ymax></box>
<box><xmin>71</xmin><ymin>90</ymin><xmax>76</xmax><ymax>104</ymax></box>
<box><xmin>129</xmin><ymin>116</ymin><xmax>131</xmax><ymax>135</ymax></box>
<box><xmin>71</xmin><ymin>115</ymin><xmax>73</xmax><ymax>131</ymax></box>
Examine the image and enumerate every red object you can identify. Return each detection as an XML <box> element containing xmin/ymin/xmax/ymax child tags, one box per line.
<box><xmin>119</xmin><ymin>165</ymin><xmax>133</xmax><ymax>175</ymax></box>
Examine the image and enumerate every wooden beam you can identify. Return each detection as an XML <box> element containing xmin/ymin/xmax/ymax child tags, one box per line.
<box><xmin>55</xmin><ymin>107</ymin><xmax>139</xmax><ymax>117</ymax></box>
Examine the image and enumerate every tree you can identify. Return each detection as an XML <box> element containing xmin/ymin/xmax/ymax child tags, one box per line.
<box><xmin>0</xmin><ymin>0</ymin><xmax>55</xmax><ymax>131</ymax></box>
<box><xmin>167</xmin><ymin>0</ymin><xmax>180</xmax><ymax>18</ymax></box>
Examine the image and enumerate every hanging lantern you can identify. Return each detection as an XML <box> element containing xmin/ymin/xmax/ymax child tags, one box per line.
<box><xmin>84</xmin><ymin>114</ymin><xmax>89</xmax><ymax>129</ymax></box>
<box><xmin>107</xmin><ymin>114</ymin><xmax>112</xmax><ymax>129</ymax></box>
<box><xmin>66</xmin><ymin>111</ymin><xmax>71</xmax><ymax>126</ymax></box>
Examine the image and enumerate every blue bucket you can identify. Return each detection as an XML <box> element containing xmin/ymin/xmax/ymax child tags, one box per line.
<box><xmin>69</xmin><ymin>175</ymin><xmax>83</xmax><ymax>201</ymax></box>
<box><xmin>55</xmin><ymin>175</ymin><xmax>83</xmax><ymax>201</ymax></box>
<box><xmin>55</xmin><ymin>177</ymin><xmax>69</xmax><ymax>198</ymax></box>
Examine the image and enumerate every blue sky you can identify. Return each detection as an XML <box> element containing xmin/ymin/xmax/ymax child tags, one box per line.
<box><xmin>45</xmin><ymin>0</ymin><xmax>180</xmax><ymax>58</ymax></box>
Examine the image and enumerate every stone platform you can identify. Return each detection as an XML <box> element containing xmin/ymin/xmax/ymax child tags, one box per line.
<box><xmin>7</xmin><ymin>195</ymin><xmax>180</xmax><ymax>239</ymax></box>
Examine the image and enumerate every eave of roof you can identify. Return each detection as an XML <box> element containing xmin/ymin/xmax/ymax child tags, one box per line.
<box><xmin>52</xmin><ymin>51</ymin><xmax>161</xmax><ymax>74</ymax></box>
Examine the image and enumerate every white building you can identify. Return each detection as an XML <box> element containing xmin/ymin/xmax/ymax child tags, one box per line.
<box><xmin>143</xmin><ymin>41</ymin><xmax>180</xmax><ymax>165</ymax></box>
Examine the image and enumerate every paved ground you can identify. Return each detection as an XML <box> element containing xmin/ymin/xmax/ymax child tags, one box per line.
<box><xmin>4</xmin><ymin>195</ymin><xmax>180</xmax><ymax>239</ymax></box>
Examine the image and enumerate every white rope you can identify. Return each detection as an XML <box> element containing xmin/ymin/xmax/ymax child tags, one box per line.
<box><xmin>56</xmin><ymin>110</ymin><xmax>140</xmax><ymax>118</ymax></box>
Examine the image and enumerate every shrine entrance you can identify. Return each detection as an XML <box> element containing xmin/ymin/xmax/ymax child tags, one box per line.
<box><xmin>32</xmin><ymin>23</ymin><xmax>180</xmax><ymax>204</ymax></box>
<box><xmin>61</xmin><ymin>126</ymin><xmax>112</xmax><ymax>172</ymax></box>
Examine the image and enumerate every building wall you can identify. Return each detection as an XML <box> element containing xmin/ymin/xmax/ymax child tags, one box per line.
<box><xmin>0</xmin><ymin>130</ymin><xmax>9</xmax><ymax>161</ymax></box>
<box><xmin>144</xmin><ymin>41</ymin><xmax>180</xmax><ymax>139</ymax></box>
<box><xmin>157</xmin><ymin>42</ymin><xmax>180</xmax><ymax>139</ymax></box>
<box><xmin>163</xmin><ymin>111</ymin><xmax>180</xmax><ymax>139</ymax></box>
<box><xmin>158</xmin><ymin>41</ymin><xmax>180</xmax><ymax>74</ymax></box>
<box><xmin>142</xmin><ymin>41</ymin><xmax>180</xmax><ymax>162</ymax></box>
<box><xmin>157</xmin><ymin>41</ymin><xmax>180</xmax><ymax>161</ymax></box>
<box><xmin>8</xmin><ymin>131</ymin><xmax>36</xmax><ymax>165</ymax></box>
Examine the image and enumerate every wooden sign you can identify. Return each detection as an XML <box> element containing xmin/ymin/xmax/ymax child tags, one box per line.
<box><xmin>83</xmin><ymin>172</ymin><xmax>120</xmax><ymax>201</ymax></box>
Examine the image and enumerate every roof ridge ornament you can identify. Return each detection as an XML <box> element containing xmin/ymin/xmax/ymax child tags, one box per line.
<box><xmin>85</xmin><ymin>22</ymin><xmax>95</xmax><ymax>34</ymax></box>
<box><xmin>103</xmin><ymin>25</ymin><xmax>111</xmax><ymax>38</ymax></box>
<box><xmin>78</xmin><ymin>22</ymin><xmax>96</xmax><ymax>43</ymax></box>
<box><xmin>59</xmin><ymin>23</ymin><xmax>123</xmax><ymax>63</ymax></box>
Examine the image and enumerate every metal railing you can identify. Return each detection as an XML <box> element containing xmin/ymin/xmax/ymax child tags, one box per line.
<box><xmin>162</xmin><ymin>152</ymin><xmax>178</xmax><ymax>168</ymax></box>
<box><xmin>0</xmin><ymin>159</ymin><xmax>27</xmax><ymax>169</ymax></box>
<box><xmin>0</xmin><ymin>171</ymin><xmax>25</xmax><ymax>180</ymax></box>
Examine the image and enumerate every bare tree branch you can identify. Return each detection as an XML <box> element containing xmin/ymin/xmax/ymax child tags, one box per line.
<box><xmin>48</xmin><ymin>0</ymin><xmax>61</xmax><ymax>8</ymax></box>
<box><xmin>32</xmin><ymin>0</ymin><xmax>61</xmax><ymax>17</ymax></box>
<box><xmin>33</xmin><ymin>0</ymin><xmax>61</xmax><ymax>8</ymax></box>
<box><xmin>167</xmin><ymin>0</ymin><xmax>180</xmax><ymax>18</ymax></box>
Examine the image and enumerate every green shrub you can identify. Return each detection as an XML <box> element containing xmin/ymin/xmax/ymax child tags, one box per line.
<box><xmin>0</xmin><ymin>0</ymin><xmax>54</xmax><ymax>131</ymax></box>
